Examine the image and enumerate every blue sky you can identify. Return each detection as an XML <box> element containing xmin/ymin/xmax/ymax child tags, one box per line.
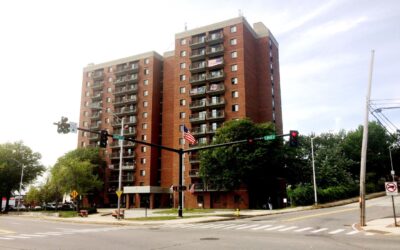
<box><xmin>0</xmin><ymin>0</ymin><xmax>399</xmax><ymax>168</ymax></box>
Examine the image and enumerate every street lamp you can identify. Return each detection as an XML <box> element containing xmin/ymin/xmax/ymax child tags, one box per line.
<box><xmin>9</xmin><ymin>155</ymin><xmax>24</xmax><ymax>213</ymax></box>
<box><xmin>311</xmin><ymin>137</ymin><xmax>318</xmax><ymax>206</ymax></box>
<box><xmin>91</xmin><ymin>105</ymin><xmax>124</xmax><ymax>219</ymax></box>
<box><xmin>389</xmin><ymin>145</ymin><xmax>396</xmax><ymax>181</ymax></box>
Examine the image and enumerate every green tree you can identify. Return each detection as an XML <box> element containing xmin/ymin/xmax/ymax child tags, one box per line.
<box><xmin>199</xmin><ymin>119</ymin><xmax>284</xmax><ymax>208</ymax></box>
<box><xmin>50</xmin><ymin>147</ymin><xmax>104</xmax><ymax>208</ymax></box>
<box><xmin>0</xmin><ymin>142</ymin><xmax>45</xmax><ymax>212</ymax></box>
<box><xmin>25</xmin><ymin>186</ymin><xmax>41</xmax><ymax>209</ymax></box>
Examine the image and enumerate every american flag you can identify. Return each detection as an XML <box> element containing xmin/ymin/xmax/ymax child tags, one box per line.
<box><xmin>183</xmin><ymin>126</ymin><xmax>196</xmax><ymax>144</ymax></box>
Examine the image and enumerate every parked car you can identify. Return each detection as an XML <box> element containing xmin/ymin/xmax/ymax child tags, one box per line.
<box><xmin>61</xmin><ymin>203</ymin><xmax>76</xmax><ymax>210</ymax></box>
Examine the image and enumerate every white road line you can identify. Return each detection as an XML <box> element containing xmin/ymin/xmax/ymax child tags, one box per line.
<box><xmin>235</xmin><ymin>224</ymin><xmax>260</xmax><ymax>230</ymax></box>
<box><xmin>294</xmin><ymin>227</ymin><xmax>313</xmax><ymax>232</ymax></box>
<box><xmin>311</xmin><ymin>228</ymin><xmax>328</xmax><ymax>233</ymax></box>
<box><xmin>6</xmin><ymin>235</ymin><xmax>31</xmax><ymax>239</ymax></box>
<box><xmin>329</xmin><ymin>229</ymin><xmax>346</xmax><ymax>234</ymax></box>
<box><xmin>212</xmin><ymin>224</ymin><xmax>235</xmax><ymax>229</ymax></box>
<box><xmin>0</xmin><ymin>237</ymin><xmax>14</xmax><ymax>240</ymax></box>
<box><xmin>365</xmin><ymin>232</ymin><xmax>375</xmax><ymax>236</ymax></box>
<box><xmin>251</xmin><ymin>225</ymin><xmax>272</xmax><ymax>230</ymax></box>
<box><xmin>346</xmin><ymin>231</ymin><xmax>359</xmax><ymax>235</ymax></box>
<box><xmin>36</xmin><ymin>232</ymin><xmax>64</xmax><ymax>236</ymax></box>
<box><xmin>205</xmin><ymin>224</ymin><xmax>229</xmax><ymax>229</ymax></box>
<box><xmin>278</xmin><ymin>226</ymin><xmax>298</xmax><ymax>232</ymax></box>
<box><xmin>20</xmin><ymin>234</ymin><xmax>47</xmax><ymax>237</ymax></box>
<box><xmin>196</xmin><ymin>224</ymin><xmax>221</xmax><ymax>229</ymax></box>
<box><xmin>223</xmin><ymin>224</ymin><xmax>248</xmax><ymax>229</ymax></box>
<box><xmin>265</xmin><ymin>225</ymin><xmax>285</xmax><ymax>231</ymax></box>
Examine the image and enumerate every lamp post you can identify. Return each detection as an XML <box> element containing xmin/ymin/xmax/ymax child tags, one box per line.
<box><xmin>9</xmin><ymin>156</ymin><xmax>24</xmax><ymax>212</ymax></box>
<box><xmin>311</xmin><ymin>137</ymin><xmax>318</xmax><ymax>206</ymax></box>
<box><xmin>91</xmin><ymin>105</ymin><xmax>124</xmax><ymax>219</ymax></box>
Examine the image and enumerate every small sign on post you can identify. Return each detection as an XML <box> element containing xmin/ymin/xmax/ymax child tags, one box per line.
<box><xmin>264</xmin><ymin>135</ymin><xmax>276</xmax><ymax>141</ymax></box>
<box><xmin>116</xmin><ymin>190</ymin><xmax>123</xmax><ymax>198</ymax></box>
<box><xmin>70</xmin><ymin>190</ymin><xmax>78</xmax><ymax>199</ymax></box>
<box><xmin>385</xmin><ymin>182</ymin><xmax>398</xmax><ymax>196</ymax></box>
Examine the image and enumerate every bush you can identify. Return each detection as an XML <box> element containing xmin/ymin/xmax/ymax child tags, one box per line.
<box><xmin>81</xmin><ymin>207</ymin><xmax>97</xmax><ymax>214</ymax></box>
<box><xmin>288</xmin><ymin>184</ymin><xmax>359</xmax><ymax>206</ymax></box>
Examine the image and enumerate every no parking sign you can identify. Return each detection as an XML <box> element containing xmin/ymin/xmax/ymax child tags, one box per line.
<box><xmin>385</xmin><ymin>182</ymin><xmax>398</xmax><ymax>196</ymax></box>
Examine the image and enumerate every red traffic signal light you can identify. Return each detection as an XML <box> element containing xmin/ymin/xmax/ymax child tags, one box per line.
<box><xmin>247</xmin><ymin>138</ymin><xmax>255</xmax><ymax>144</ymax></box>
<box><xmin>289</xmin><ymin>130</ymin><xmax>299</xmax><ymax>147</ymax></box>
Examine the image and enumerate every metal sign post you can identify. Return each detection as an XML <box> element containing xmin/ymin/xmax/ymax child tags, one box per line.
<box><xmin>385</xmin><ymin>182</ymin><xmax>398</xmax><ymax>227</ymax></box>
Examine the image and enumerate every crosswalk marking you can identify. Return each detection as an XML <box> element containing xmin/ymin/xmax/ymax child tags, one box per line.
<box><xmin>294</xmin><ymin>227</ymin><xmax>313</xmax><ymax>232</ymax></box>
<box><xmin>208</xmin><ymin>224</ymin><xmax>230</xmax><ymax>229</ymax></box>
<box><xmin>20</xmin><ymin>234</ymin><xmax>47</xmax><ymax>237</ymax></box>
<box><xmin>223</xmin><ymin>224</ymin><xmax>248</xmax><ymax>229</ymax></box>
<box><xmin>329</xmin><ymin>229</ymin><xmax>346</xmax><ymax>234</ymax></box>
<box><xmin>265</xmin><ymin>225</ymin><xmax>286</xmax><ymax>231</ymax></box>
<box><xmin>0</xmin><ymin>237</ymin><xmax>14</xmax><ymax>240</ymax></box>
<box><xmin>251</xmin><ymin>225</ymin><xmax>272</xmax><ymax>230</ymax></box>
<box><xmin>365</xmin><ymin>232</ymin><xmax>375</xmax><ymax>236</ymax></box>
<box><xmin>235</xmin><ymin>224</ymin><xmax>260</xmax><ymax>230</ymax></box>
<box><xmin>6</xmin><ymin>235</ymin><xmax>31</xmax><ymax>239</ymax></box>
<box><xmin>311</xmin><ymin>228</ymin><xmax>328</xmax><ymax>233</ymax></box>
<box><xmin>346</xmin><ymin>231</ymin><xmax>359</xmax><ymax>235</ymax></box>
<box><xmin>279</xmin><ymin>226</ymin><xmax>298</xmax><ymax>232</ymax></box>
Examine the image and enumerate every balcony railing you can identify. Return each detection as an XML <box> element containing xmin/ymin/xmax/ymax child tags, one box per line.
<box><xmin>189</xmin><ymin>113</ymin><xmax>206</xmax><ymax>123</ymax></box>
<box><xmin>114</xmin><ymin>85</ymin><xmax>138</xmax><ymax>95</ymax></box>
<box><xmin>189</xmin><ymin>74</ymin><xmax>206</xmax><ymax>85</ymax></box>
<box><xmin>206</xmin><ymin>110</ymin><xmax>225</xmax><ymax>121</ymax></box>
<box><xmin>207</xmin><ymin>97</ymin><xmax>225</xmax><ymax>108</ymax></box>
<box><xmin>189</xmin><ymin>99</ymin><xmax>206</xmax><ymax>110</ymax></box>
<box><xmin>189</xmin><ymin>36</ymin><xmax>206</xmax><ymax>48</ymax></box>
<box><xmin>89</xmin><ymin>134</ymin><xmax>99</xmax><ymax>141</ymax></box>
<box><xmin>189</xmin><ymin>61</ymin><xmax>206</xmax><ymax>73</ymax></box>
<box><xmin>207</xmin><ymin>58</ymin><xmax>224</xmax><ymax>69</ymax></box>
<box><xmin>190</xmin><ymin>49</ymin><xmax>206</xmax><ymax>60</ymax></box>
<box><xmin>91</xmin><ymin>92</ymin><xmax>103</xmax><ymax>101</ymax></box>
<box><xmin>108</xmin><ymin>164</ymin><xmax>136</xmax><ymax>171</ymax></box>
<box><xmin>109</xmin><ymin>176</ymin><xmax>135</xmax><ymax>182</ymax></box>
<box><xmin>113</xmin><ymin>96</ymin><xmax>137</xmax><ymax>106</ymax></box>
<box><xmin>207</xmin><ymin>32</ymin><xmax>224</xmax><ymax>45</ymax></box>
<box><xmin>109</xmin><ymin>141</ymin><xmax>136</xmax><ymax>148</ymax></box>
<box><xmin>90</xmin><ymin>123</ymin><xmax>101</xmax><ymax>130</ymax></box>
<box><xmin>191</xmin><ymin>126</ymin><xmax>207</xmax><ymax>136</ymax></box>
<box><xmin>91</xmin><ymin>82</ymin><xmax>104</xmax><ymax>90</ymax></box>
<box><xmin>192</xmin><ymin>183</ymin><xmax>204</xmax><ymax>191</ymax></box>
<box><xmin>114</xmin><ymin>106</ymin><xmax>137</xmax><ymax>116</ymax></box>
<box><xmin>110</xmin><ymin>152</ymin><xmax>135</xmax><ymax>159</ymax></box>
<box><xmin>115</xmin><ymin>64</ymin><xmax>139</xmax><ymax>75</ymax></box>
<box><xmin>189</xmin><ymin>169</ymin><xmax>200</xmax><ymax>177</ymax></box>
<box><xmin>206</xmin><ymin>71</ymin><xmax>225</xmax><ymax>82</ymax></box>
<box><xmin>207</xmin><ymin>84</ymin><xmax>225</xmax><ymax>95</ymax></box>
<box><xmin>113</xmin><ymin>117</ymin><xmax>137</xmax><ymax>127</ymax></box>
<box><xmin>90</xmin><ymin>113</ymin><xmax>101</xmax><ymax>120</ymax></box>
<box><xmin>206</xmin><ymin>45</ymin><xmax>224</xmax><ymax>57</ymax></box>
<box><xmin>115</xmin><ymin>75</ymin><xmax>138</xmax><ymax>85</ymax></box>
<box><xmin>190</xmin><ymin>86</ymin><xmax>206</xmax><ymax>97</ymax></box>
<box><xmin>92</xmin><ymin>71</ymin><xmax>104</xmax><ymax>80</ymax></box>
<box><xmin>189</xmin><ymin>155</ymin><xmax>200</xmax><ymax>163</ymax></box>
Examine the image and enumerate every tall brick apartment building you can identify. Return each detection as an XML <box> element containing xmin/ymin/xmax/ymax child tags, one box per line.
<box><xmin>78</xmin><ymin>17</ymin><xmax>282</xmax><ymax>209</ymax></box>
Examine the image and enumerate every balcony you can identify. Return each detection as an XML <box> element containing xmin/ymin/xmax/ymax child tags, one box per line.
<box><xmin>189</xmin><ymin>155</ymin><xmax>200</xmax><ymax>164</ymax></box>
<box><xmin>92</xmin><ymin>71</ymin><xmax>104</xmax><ymax>80</ymax></box>
<box><xmin>113</xmin><ymin>117</ymin><xmax>137</xmax><ymax>127</ymax></box>
<box><xmin>113</xmin><ymin>96</ymin><xmax>137</xmax><ymax>106</ymax></box>
<box><xmin>206</xmin><ymin>45</ymin><xmax>224</xmax><ymax>57</ymax></box>
<box><xmin>91</xmin><ymin>92</ymin><xmax>103</xmax><ymax>101</ymax></box>
<box><xmin>115</xmin><ymin>63</ymin><xmax>139</xmax><ymax>76</ymax></box>
<box><xmin>206</xmin><ymin>71</ymin><xmax>225</xmax><ymax>82</ymax></box>
<box><xmin>207</xmin><ymin>97</ymin><xmax>225</xmax><ymax>108</ymax></box>
<box><xmin>91</xmin><ymin>81</ymin><xmax>104</xmax><ymax>90</ymax></box>
<box><xmin>189</xmin><ymin>61</ymin><xmax>206</xmax><ymax>73</ymax></box>
<box><xmin>108</xmin><ymin>164</ymin><xmax>136</xmax><ymax>171</ymax></box>
<box><xmin>189</xmin><ymin>36</ymin><xmax>206</xmax><ymax>49</ymax></box>
<box><xmin>109</xmin><ymin>175</ymin><xmax>135</xmax><ymax>183</ymax></box>
<box><xmin>114</xmin><ymin>85</ymin><xmax>138</xmax><ymax>96</ymax></box>
<box><xmin>115</xmin><ymin>74</ymin><xmax>138</xmax><ymax>86</ymax></box>
<box><xmin>89</xmin><ymin>134</ymin><xmax>99</xmax><ymax>141</ymax></box>
<box><xmin>189</xmin><ymin>113</ymin><xmax>206</xmax><ymax>124</ymax></box>
<box><xmin>190</xmin><ymin>86</ymin><xmax>206</xmax><ymax>98</ymax></box>
<box><xmin>114</xmin><ymin>106</ymin><xmax>137</xmax><ymax>116</ymax></box>
<box><xmin>90</xmin><ymin>112</ymin><xmax>101</xmax><ymax>120</ymax></box>
<box><xmin>206</xmin><ymin>110</ymin><xmax>225</xmax><ymax>121</ymax></box>
<box><xmin>109</xmin><ymin>141</ymin><xmax>136</xmax><ymax>148</ymax></box>
<box><xmin>110</xmin><ymin>152</ymin><xmax>135</xmax><ymax>159</ymax></box>
<box><xmin>207</xmin><ymin>83</ymin><xmax>225</xmax><ymax>95</ymax></box>
<box><xmin>189</xmin><ymin>74</ymin><xmax>206</xmax><ymax>86</ymax></box>
<box><xmin>207</xmin><ymin>57</ymin><xmax>224</xmax><ymax>70</ymax></box>
<box><xmin>207</xmin><ymin>32</ymin><xmax>224</xmax><ymax>45</ymax></box>
<box><xmin>190</xmin><ymin>49</ymin><xmax>206</xmax><ymax>60</ymax></box>
<box><xmin>192</xmin><ymin>183</ymin><xmax>204</xmax><ymax>191</ymax></box>
<box><xmin>191</xmin><ymin>126</ymin><xmax>207</xmax><ymax>136</ymax></box>
<box><xmin>189</xmin><ymin>169</ymin><xmax>200</xmax><ymax>177</ymax></box>
<box><xmin>90</xmin><ymin>123</ymin><xmax>101</xmax><ymax>130</ymax></box>
<box><xmin>189</xmin><ymin>99</ymin><xmax>206</xmax><ymax>111</ymax></box>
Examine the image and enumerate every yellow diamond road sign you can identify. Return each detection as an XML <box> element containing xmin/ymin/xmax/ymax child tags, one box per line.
<box><xmin>70</xmin><ymin>190</ymin><xmax>78</xmax><ymax>199</ymax></box>
<box><xmin>116</xmin><ymin>190</ymin><xmax>123</xmax><ymax>197</ymax></box>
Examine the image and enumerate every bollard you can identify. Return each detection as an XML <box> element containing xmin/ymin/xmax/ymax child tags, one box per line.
<box><xmin>235</xmin><ymin>208</ymin><xmax>240</xmax><ymax>217</ymax></box>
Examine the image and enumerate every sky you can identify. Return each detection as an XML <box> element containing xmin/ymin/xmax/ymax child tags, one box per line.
<box><xmin>1</xmin><ymin>0</ymin><xmax>399</xmax><ymax>169</ymax></box>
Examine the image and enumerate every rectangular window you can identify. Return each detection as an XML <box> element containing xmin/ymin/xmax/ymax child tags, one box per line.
<box><xmin>232</xmin><ymin>104</ymin><xmax>239</xmax><ymax>112</ymax></box>
<box><xmin>180</xmin><ymin>39</ymin><xmax>186</xmax><ymax>45</ymax></box>
<box><xmin>143</xmin><ymin>112</ymin><xmax>148</xmax><ymax>118</ymax></box>
<box><xmin>231</xmin><ymin>64</ymin><xmax>238</xmax><ymax>72</ymax></box>
<box><xmin>106</xmin><ymin>97</ymin><xmax>111</xmax><ymax>103</ymax></box>
<box><xmin>144</xmin><ymin>58</ymin><xmax>150</xmax><ymax>64</ymax></box>
<box><xmin>142</xmin><ymin>134</ymin><xmax>147</xmax><ymax>141</ymax></box>
<box><xmin>142</xmin><ymin>123</ymin><xmax>148</xmax><ymax>129</ymax></box>
<box><xmin>143</xmin><ymin>90</ymin><xmax>149</xmax><ymax>96</ymax></box>
<box><xmin>143</xmin><ymin>101</ymin><xmax>148</xmax><ymax>107</ymax></box>
<box><xmin>180</xmin><ymin>99</ymin><xmax>186</xmax><ymax>106</ymax></box>
<box><xmin>232</xmin><ymin>91</ymin><xmax>239</xmax><ymax>98</ymax></box>
<box><xmin>140</xmin><ymin>158</ymin><xmax>146</xmax><ymax>164</ymax></box>
<box><xmin>144</xmin><ymin>79</ymin><xmax>149</xmax><ymax>85</ymax></box>
<box><xmin>180</xmin><ymin>75</ymin><xmax>186</xmax><ymax>81</ymax></box>
<box><xmin>230</xmin><ymin>26</ymin><xmax>237</xmax><ymax>33</ymax></box>
<box><xmin>180</xmin><ymin>112</ymin><xmax>186</xmax><ymax>119</ymax></box>
<box><xmin>231</xmin><ymin>51</ymin><xmax>237</xmax><ymax>58</ymax></box>
<box><xmin>180</xmin><ymin>50</ymin><xmax>186</xmax><ymax>57</ymax></box>
<box><xmin>180</xmin><ymin>62</ymin><xmax>186</xmax><ymax>69</ymax></box>
<box><xmin>179</xmin><ymin>138</ymin><xmax>184</xmax><ymax>145</ymax></box>
<box><xmin>141</xmin><ymin>146</ymin><xmax>146</xmax><ymax>152</ymax></box>
<box><xmin>231</xmin><ymin>77</ymin><xmax>238</xmax><ymax>84</ymax></box>
<box><xmin>180</xmin><ymin>87</ymin><xmax>186</xmax><ymax>94</ymax></box>
<box><xmin>230</xmin><ymin>38</ymin><xmax>237</xmax><ymax>45</ymax></box>
<box><xmin>107</xmin><ymin>87</ymin><xmax>112</xmax><ymax>93</ymax></box>
<box><xmin>144</xmin><ymin>69</ymin><xmax>149</xmax><ymax>75</ymax></box>
<box><xmin>140</xmin><ymin>170</ymin><xmax>146</xmax><ymax>176</ymax></box>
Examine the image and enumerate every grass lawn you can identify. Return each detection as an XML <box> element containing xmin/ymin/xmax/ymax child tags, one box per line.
<box><xmin>125</xmin><ymin>215</ymin><xmax>202</xmax><ymax>221</ymax></box>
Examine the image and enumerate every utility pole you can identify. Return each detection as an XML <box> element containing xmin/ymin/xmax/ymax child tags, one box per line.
<box><xmin>311</xmin><ymin>137</ymin><xmax>318</xmax><ymax>206</ymax></box>
<box><xmin>360</xmin><ymin>50</ymin><xmax>375</xmax><ymax>226</ymax></box>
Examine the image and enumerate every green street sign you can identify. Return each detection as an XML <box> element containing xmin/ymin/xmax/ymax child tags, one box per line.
<box><xmin>113</xmin><ymin>135</ymin><xmax>125</xmax><ymax>140</ymax></box>
<box><xmin>264</xmin><ymin>135</ymin><xmax>276</xmax><ymax>141</ymax></box>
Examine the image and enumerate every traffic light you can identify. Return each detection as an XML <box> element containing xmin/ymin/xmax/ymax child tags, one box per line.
<box><xmin>56</xmin><ymin>117</ymin><xmax>71</xmax><ymax>134</ymax></box>
<box><xmin>247</xmin><ymin>138</ymin><xmax>255</xmax><ymax>145</ymax></box>
<box><xmin>289</xmin><ymin>130</ymin><xmax>299</xmax><ymax>147</ymax></box>
<box><xmin>100</xmin><ymin>130</ymin><xmax>108</xmax><ymax>148</ymax></box>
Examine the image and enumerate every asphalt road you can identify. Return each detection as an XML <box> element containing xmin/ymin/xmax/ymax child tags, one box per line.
<box><xmin>0</xmin><ymin>196</ymin><xmax>399</xmax><ymax>250</ymax></box>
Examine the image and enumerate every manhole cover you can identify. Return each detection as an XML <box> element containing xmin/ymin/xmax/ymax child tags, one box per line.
<box><xmin>200</xmin><ymin>237</ymin><xmax>219</xmax><ymax>241</ymax></box>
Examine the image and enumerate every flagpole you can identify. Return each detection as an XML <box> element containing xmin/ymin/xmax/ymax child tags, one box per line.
<box><xmin>182</xmin><ymin>128</ymin><xmax>185</xmax><ymax>210</ymax></box>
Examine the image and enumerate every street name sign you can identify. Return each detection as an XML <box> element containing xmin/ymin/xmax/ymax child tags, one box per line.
<box><xmin>113</xmin><ymin>135</ymin><xmax>125</xmax><ymax>140</ymax></box>
<box><xmin>264</xmin><ymin>135</ymin><xmax>276</xmax><ymax>141</ymax></box>
<box><xmin>385</xmin><ymin>182</ymin><xmax>398</xmax><ymax>196</ymax></box>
